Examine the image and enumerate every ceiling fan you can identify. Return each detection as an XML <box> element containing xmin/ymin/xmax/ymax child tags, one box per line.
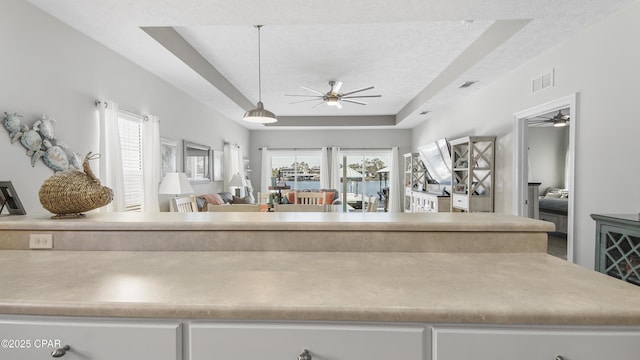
<box><xmin>529</xmin><ymin>110</ymin><xmax>570</xmax><ymax>127</ymax></box>
<box><xmin>285</xmin><ymin>81</ymin><xmax>381</xmax><ymax>109</ymax></box>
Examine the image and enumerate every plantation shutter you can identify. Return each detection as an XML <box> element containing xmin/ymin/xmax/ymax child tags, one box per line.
<box><xmin>118</xmin><ymin>112</ymin><xmax>145</xmax><ymax>212</ymax></box>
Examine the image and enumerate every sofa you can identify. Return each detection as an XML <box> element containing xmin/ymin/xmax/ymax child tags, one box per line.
<box><xmin>196</xmin><ymin>192</ymin><xmax>254</xmax><ymax>212</ymax></box>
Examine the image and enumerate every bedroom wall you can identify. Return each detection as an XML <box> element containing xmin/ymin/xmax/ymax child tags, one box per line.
<box><xmin>0</xmin><ymin>0</ymin><xmax>249</xmax><ymax>214</ymax></box>
<box><xmin>528</xmin><ymin>126</ymin><xmax>569</xmax><ymax>194</ymax></box>
<box><xmin>249</xmin><ymin>129</ymin><xmax>411</xmax><ymax>192</ymax></box>
<box><xmin>412</xmin><ymin>0</ymin><xmax>640</xmax><ymax>268</ymax></box>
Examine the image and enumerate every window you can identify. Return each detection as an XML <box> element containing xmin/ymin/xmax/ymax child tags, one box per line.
<box><xmin>270</xmin><ymin>150</ymin><xmax>322</xmax><ymax>190</ymax></box>
<box><xmin>118</xmin><ymin>111</ymin><xmax>145</xmax><ymax>211</ymax></box>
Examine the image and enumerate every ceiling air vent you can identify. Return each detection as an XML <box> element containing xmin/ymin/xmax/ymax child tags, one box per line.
<box><xmin>532</xmin><ymin>69</ymin><xmax>554</xmax><ymax>93</ymax></box>
<box><xmin>459</xmin><ymin>81</ymin><xmax>477</xmax><ymax>88</ymax></box>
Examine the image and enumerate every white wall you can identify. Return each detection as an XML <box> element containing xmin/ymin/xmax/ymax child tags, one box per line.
<box><xmin>0</xmin><ymin>0</ymin><xmax>249</xmax><ymax>214</ymax></box>
<box><xmin>412</xmin><ymin>0</ymin><xmax>640</xmax><ymax>268</ymax></box>
<box><xmin>528</xmin><ymin>126</ymin><xmax>569</xmax><ymax>194</ymax></box>
<box><xmin>249</xmin><ymin>129</ymin><xmax>411</xmax><ymax>191</ymax></box>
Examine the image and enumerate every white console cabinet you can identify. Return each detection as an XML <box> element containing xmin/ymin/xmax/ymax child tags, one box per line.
<box><xmin>0</xmin><ymin>317</ymin><xmax>181</xmax><ymax>360</ymax></box>
<box><xmin>432</xmin><ymin>326</ymin><xmax>640</xmax><ymax>360</ymax></box>
<box><xmin>190</xmin><ymin>322</ymin><xmax>424</xmax><ymax>360</ymax></box>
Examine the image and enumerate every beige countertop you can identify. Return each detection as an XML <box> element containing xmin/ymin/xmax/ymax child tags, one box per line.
<box><xmin>1</xmin><ymin>250</ymin><xmax>639</xmax><ymax>325</ymax></box>
<box><xmin>0</xmin><ymin>212</ymin><xmax>554</xmax><ymax>232</ymax></box>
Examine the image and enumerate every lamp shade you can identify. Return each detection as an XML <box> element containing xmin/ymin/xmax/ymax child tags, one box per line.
<box><xmin>243</xmin><ymin>101</ymin><xmax>277</xmax><ymax>124</ymax></box>
<box><xmin>158</xmin><ymin>172</ymin><xmax>194</xmax><ymax>195</ymax></box>
<box><xmin>229</xmin><ymin>173</ymin><xmax>246</xmax><ymax>187</ymax></box>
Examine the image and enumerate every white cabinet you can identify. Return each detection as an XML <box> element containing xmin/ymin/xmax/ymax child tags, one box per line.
<box><xmin>432</xmin><ymin>326</ymin><xmax>640</xmax><ymax>360</ymax></box>
<box><xmin>412</xmin><ymin>191</ymin><xmax>450</xmax><ymax>213</ymax></box>
<box><xmin>450</xmin><ymin>136</ymin><xmax>495</xmax><ymax>212</ymax></box>
<box><xmin>0</xmin><ymin>317</ymin><xmax>181</xmax><ymax>360</ymax></box>
<box><xmin>190</xmin><ymin>322</ymin><xmax>424</xmax><ymax>360</ymax></box>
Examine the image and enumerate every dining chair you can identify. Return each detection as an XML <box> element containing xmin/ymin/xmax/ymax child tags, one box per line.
<box><xmin>296</xmin><ymin>192</ymin><xmax>326</xmax><ymax>205</ymax></box>
<box><xmin>171</xmin><ymin>195</ymin><xmax>198</xmax><ymax>213</ymax></box>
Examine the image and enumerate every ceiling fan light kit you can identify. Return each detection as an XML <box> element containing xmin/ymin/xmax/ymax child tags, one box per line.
<box><xmin>243</xmin><ymin>25</ymin><xmax>277</xmax><ymax>124</ymax></box>
<box><xmin>286</xmin><ymin>80</ymin><xmax>381</xmax><ymax>109</ymax></box>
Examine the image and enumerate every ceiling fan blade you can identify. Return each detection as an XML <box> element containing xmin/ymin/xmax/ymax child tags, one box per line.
<box><xmin>332</xmin><ymin>81</ymin><xmax>343</xmax><ymax>94</ymax></box>
<box><xmin>335</xmin><ymin>102</ymin><xmax>343</xmax><ymax>109</ymax></box>
<box><xmin>341</xmin><ymin>86</ymin><xmax>374</xmax><ymax>96</ymax></box>
<box><xmin>290</xmin><ymin>99</ymin><xmax>323</xmax><ymax>104</ymax></box>
<box><xmin>342</xmin><ymin>99</ymin><xmax>367</xmax><ymax>105</ymax></box>
<box><xmin>312</xmin><ymin>101</ymin><xmax>325</xmax><ymax>108</ymax></box>
<box><xmin>301</xmin><ymin>86</ymin><xmax>325</xmax><ymax>95</ymax></box>
<box><xmin>342</xmin><ymin>95</ymin><xmax>382</xmax><ymax>99</ymax></box>
<box><xmin>285</xmin><ymin>94</ymin><xmax>323</xmax><ymax>98</ymax></box>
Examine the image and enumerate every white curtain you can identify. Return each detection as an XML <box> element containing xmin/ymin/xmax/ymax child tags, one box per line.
<box><xmin>97</xmin><ymin>100</ymin><xmax>125</xmax><ymax>212</ymax></box>
<box><xmin>320</xmin><ymin>147</ymin><xmax>330</xmax><ymax>189</ymax></box>
<box><xmin>330</xmin><ymin>146</ymin><xmax>341</xmax><ymax>191</ymax></box>
<box><xmin>388</xmin><ymin>147</ymin><xmax>402</xmax><ymax>212</ymax></box>
<box><xmin>142</xmin><ymin>114</ymin><xmax>161</xmax><ymax>212</ymax></box>
<box><xmin>261</xmin><ymin>148</ymin><xmax>271</xmax><ymax>193</ymax></box>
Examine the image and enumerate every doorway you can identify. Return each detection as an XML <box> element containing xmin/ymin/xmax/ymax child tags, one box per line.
<box><xmin>514</xmin><ymin>94</ymin><xmax>576</xmax><ymax>262</ymax></box>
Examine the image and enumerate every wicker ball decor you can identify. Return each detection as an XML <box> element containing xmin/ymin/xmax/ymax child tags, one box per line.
<box><xmin>39</xmin><ymin>152</ymin><xmax>113</xmax><ymax>217</ymax></box>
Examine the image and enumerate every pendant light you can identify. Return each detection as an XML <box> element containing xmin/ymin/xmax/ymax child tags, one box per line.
<box><xmin>243</xmin><ymin>25</ymin><xmax>277</xmax><ymax>124</ymax></box>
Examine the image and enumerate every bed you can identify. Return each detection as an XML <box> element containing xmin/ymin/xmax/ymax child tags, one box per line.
<box><xmin>538</xmin><ymin>188</ymin><xmax>568</xmax><ymax>234</ymax></box>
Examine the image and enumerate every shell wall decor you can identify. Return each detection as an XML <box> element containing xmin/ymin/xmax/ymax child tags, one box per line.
<box><xmin>3</xmin><ymin>112</ymin><xmax>82</xmax><ymax>173</ymax></box>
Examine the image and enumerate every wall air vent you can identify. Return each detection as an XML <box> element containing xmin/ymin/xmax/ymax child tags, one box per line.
<box><xmin>459</xmin><ymin>81</ymin><xmax>477</xmax><ymax>88</ymax></box>
<box><xmin>532</xmin><ymin>69</ymin><xmax>554</xmax><ymax>93</ymax></box>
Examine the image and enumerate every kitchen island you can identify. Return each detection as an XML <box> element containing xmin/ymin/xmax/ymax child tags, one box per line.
<box><xmin>1</xmin><ymin>212</ymin><xmax>639</xmax><ymax>359</ymax></box>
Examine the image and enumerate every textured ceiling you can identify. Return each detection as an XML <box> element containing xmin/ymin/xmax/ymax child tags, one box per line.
<box><xmin>25</xmin><ymin>0</ymin><xmax>632</xmax><ymax>129</ymax></box>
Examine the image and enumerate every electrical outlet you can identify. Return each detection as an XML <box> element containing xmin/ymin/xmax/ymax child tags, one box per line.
<box><xmin>29</xmin><ymin>234</ymin><xmax>53</xmax><ymax>249</ymax></box>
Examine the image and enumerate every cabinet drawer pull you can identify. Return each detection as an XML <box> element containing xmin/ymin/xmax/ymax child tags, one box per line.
<box><xmin>298</xmin><ymin>349</ymin><xmax>312</xmax><ymax>360</ymax></box>
<box><xmin>555</xmin><ymin>356</ymin><xmax>565</xmax><ymax>360</ymax></box>
<box><xmin>51</xmin><ymin>345</ymin><xmax>70</xmax><ymax>358</ymax></box>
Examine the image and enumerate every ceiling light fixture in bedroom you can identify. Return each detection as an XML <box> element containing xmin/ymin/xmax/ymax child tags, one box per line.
<box><xmin>243</xmin><ymin>25</ymin><xmax>277</xmax><ymax>124</ymax></box>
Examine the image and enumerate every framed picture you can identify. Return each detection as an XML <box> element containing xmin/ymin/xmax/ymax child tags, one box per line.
<box><xmin>454</xmin><ymin>183</ymin><xmax>467</xmax><ymax>194</ymax></box>
<box><xmin>161</xmin><ymin>138</ymin><xmax>178</xmax><ymax>179</ymax></box>
<box><xmin>213</xmin><ymin>150</ymin><xmax>223</xmax><ymax>181</ymax></box>
<box><xmin>0</xmin><ymin>181</ymin><xmax>26</xmax><ymax>215</ymax></box>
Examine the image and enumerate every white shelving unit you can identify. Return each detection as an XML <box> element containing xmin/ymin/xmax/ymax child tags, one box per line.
<box><xmin>403</xmin><ymin>153</ymin><xmax>427</xmax><ymax>212</ymax></box>
<box><xmin>450</xmin><ymin>136</ymin><xmax>495</xmax><ymax>212</ymax></box>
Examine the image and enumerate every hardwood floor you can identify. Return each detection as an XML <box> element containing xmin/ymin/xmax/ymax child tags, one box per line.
<box><xmin>547</xmin><ymin>232</ymin><xmax>567</xmax><ymax>260</ymax></box>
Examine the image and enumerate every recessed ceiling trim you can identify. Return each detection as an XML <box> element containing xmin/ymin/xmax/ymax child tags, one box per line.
<box><xmin>265</xmin><ymin>115</ymin><xmax>396</xmax><ymax>127</ymax></box>
<box><xmin>395</xmin><ymin>19</ymin><xmax>531</xmax><ymax>125</ymax></box>
<box><xmin>141</xmin><ymin>26</ymin><xmax>255</xmax><ymax>111</ymax></box>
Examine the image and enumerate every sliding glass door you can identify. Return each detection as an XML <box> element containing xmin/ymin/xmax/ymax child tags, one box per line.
<box><xmin>340</xmin><ymin>150</ymin><xmax>391</xmax><ymax>212</ymax></box>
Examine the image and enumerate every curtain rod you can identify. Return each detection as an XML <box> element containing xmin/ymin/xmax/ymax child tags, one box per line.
<box><xmin>94</xmin><ymin>100</ymin><xmax>149</xmax><ymax>121</ymax></box>
<box><xmin>259</xmin><ymin>147</ymin><xmax>392</xmax><ymax>151</ymax></box>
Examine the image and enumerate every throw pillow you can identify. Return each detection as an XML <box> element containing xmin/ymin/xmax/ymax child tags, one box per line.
<box><xmin>200</xmin><ymin>193</ymin><xmax>225</xmax><ymax>206</ymax></box>
<box><xmin>232</xmin><ymin>195</ymin><xmax>251</xmax><ymax>204</ymax></box>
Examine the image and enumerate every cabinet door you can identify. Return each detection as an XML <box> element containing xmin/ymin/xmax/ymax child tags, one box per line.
<box><xmin>433</xmin><ymin>326</ymin><xmax>640</xmax><ymax>360</ymax></box>
<box><xmin>0</xmin><ymin>318</ymin><xmax>181</xmax><ymax>360</ymax></box>
<box><xmin>191</xmin><ymin>322</ymin><xmax>424</xmax><ymax>360</ymax></box>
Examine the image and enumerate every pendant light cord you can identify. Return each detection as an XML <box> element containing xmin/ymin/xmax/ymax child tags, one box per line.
<box><xmin>256</xmin><ymin>25</ymin><xmax>263</xmax><ymax>102</ymax></box>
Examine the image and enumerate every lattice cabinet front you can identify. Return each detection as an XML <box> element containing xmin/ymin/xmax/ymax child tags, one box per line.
<box><xmin>592</xmin><ymin>214</ymin><xmax>640</xmax><ymax>286</ymax></box>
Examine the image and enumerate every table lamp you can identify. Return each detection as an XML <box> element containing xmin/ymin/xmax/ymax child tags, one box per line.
<box><xmin>229</xmin><ymin>173</ymin><xmax>245</xmax><ymax>197</ymax></box>
<box><xmin>159</xmin><ymin>173</ymin><xmax>194</xmax><ymax>211</ymax></box>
